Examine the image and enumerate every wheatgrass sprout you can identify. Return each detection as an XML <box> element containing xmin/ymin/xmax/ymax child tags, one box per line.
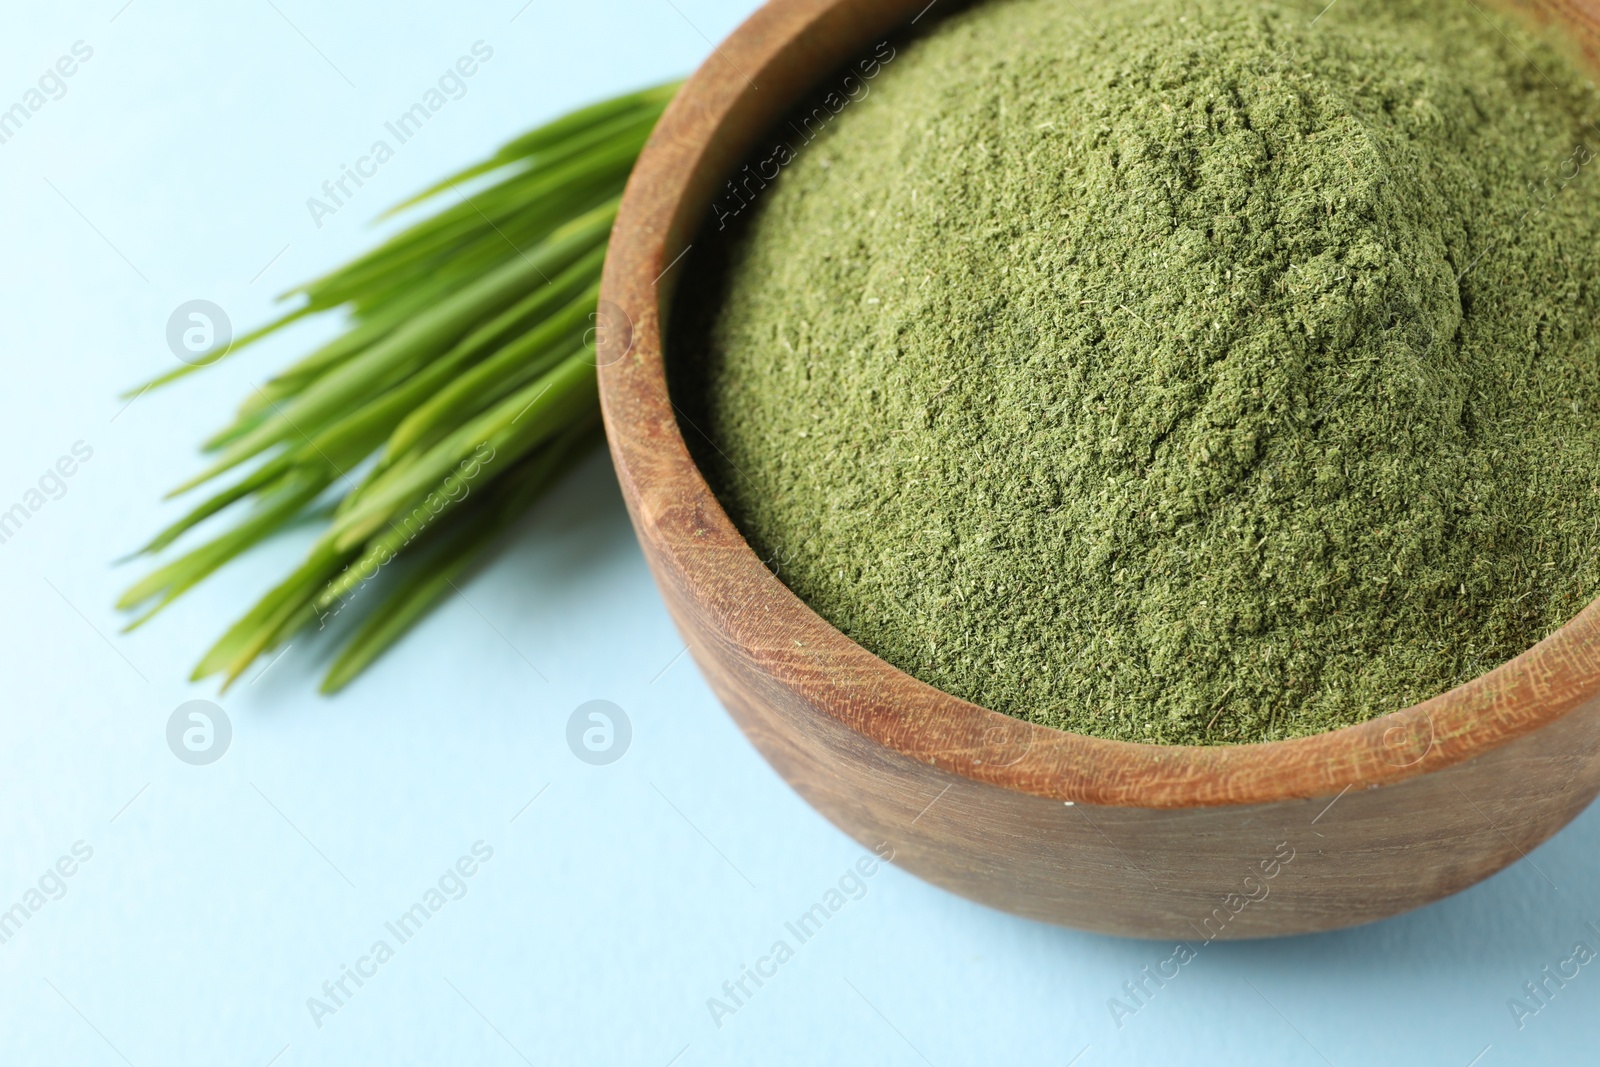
<box><xmin>119</xmin><ymin>82</ymin><xmax>679</xmax><ymax>692</ymax></box>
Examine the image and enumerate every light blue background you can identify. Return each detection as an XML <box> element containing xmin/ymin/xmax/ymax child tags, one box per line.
<box><xmin>2</xmin><ymin>1</ymin><xmax>1598</xmax><ymax>1064</ymax></box>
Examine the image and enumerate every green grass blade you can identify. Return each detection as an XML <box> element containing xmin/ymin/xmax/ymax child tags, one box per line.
<box><xmin>388</xmin><ymin>282</ymin><xmax>599</xmax><ymax>457</ymax></box>
<box><xmin>383</xmin><ymin>81</ymin><xmax>677</xmax><ymax>214</ymax></box>
<box><xmin>167</xmin><ymin>203</ymin><xmax>614</xmax><ymax>495</ymax></box>
<box><xmin>119</xmin><ymin>475</ymin><xmax>329</xmax><ymax>618</ymax></box>
<box><xmin>193</xmin><ymin>540</ymin><xmax>350</xmax><ymax>685</ymax></box>
<box><xmin>139</xmin><ymin>461</ymin><xmax>297</xmax><ymax>554</ymax></box>
<box><xmin>319</xmin><ymin>417</ymin><xmax>601</xmax><ymax>692</ymax></box>
<box><xmin>121</xmin><ymin>79</ymin><xmax>679</xmax><ymax>692</ymax></box>
<box><xmin>120</xmin><ymin>304</ymin><xmax>316</xmax><ymax>398</ymax></box>
<box><xmin>331</xmin><ymin>350</ymin><xmax>596</xmax><ymax>549</ymax></box>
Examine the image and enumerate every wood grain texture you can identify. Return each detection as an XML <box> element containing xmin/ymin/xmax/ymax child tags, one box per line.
<box><xmin>597</xmin><ymin>0</ymin><xmax>1600</xmax><ymax>937</ymax></box>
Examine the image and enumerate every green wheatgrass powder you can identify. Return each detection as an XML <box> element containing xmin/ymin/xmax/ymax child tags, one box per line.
<box><xmin>671</xmin><ymin>0</ymin><xmax>1600</xmax><ymax>744</ymax></box>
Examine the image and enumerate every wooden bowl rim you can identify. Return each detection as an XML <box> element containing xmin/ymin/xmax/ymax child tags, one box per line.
<box><xmin>597</xmin><ymin>0</ymin><xmax>1600</xmax><ymax>808</ymax></box>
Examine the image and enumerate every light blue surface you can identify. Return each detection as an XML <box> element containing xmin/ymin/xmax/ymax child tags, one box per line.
<box><xmin>2</xmin><ymin>1</ymin><xmax>1599</xmax><ymax>1064</ymax></box>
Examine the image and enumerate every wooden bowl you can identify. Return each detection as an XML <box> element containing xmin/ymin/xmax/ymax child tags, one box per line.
<box><xmin>597</xmin><ymin>0</ymin><xmax>1600</xmax><ymax>938</ymax></box>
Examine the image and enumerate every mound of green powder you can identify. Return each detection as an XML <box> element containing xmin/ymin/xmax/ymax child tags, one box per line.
<box><xmin>672</xmin><ymin>0</ymin><xmax>1600</xmax><ymax>744</ymax></box>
